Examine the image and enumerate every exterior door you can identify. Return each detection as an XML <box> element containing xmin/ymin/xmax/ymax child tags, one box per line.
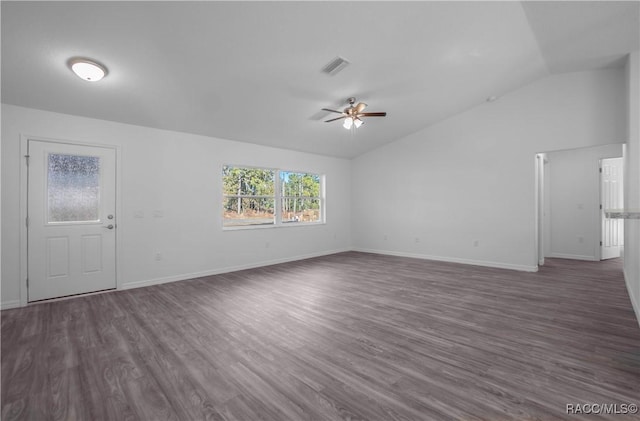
<box><xmin>600</xmin><ymin>157</ymin><xmax>624</xmax><ymax>260</ymax></box>
<box><xmin>28</xmin><ymin>140</ymin><xmax>117</xmax><ymax>301</ymax></box>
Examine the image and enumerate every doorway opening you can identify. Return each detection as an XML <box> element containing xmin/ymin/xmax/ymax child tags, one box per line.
<box><xmin>535</xmin><ymin>144</ymin><xmax>624</xmax><ymax>267</ymax></box>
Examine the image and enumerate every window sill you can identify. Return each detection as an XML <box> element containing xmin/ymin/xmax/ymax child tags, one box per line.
<box><xmin>222</xmin><ymin>221</ymin><xmax>325</xmax><ymax>231</ymax></box>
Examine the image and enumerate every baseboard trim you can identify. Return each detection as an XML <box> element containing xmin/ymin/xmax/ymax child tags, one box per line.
<box><xmin>5</xmin><ymin>247</ymin><xmax>540</xmax><ymax>307</ymax></box>
<box><xmin>0</xmin><ymin>300</ymin><xmax>22</xmax><ymax>310</ymax></box>
<box><xmin>352</xmin><ymin>248</ymin><xmax>538</xmax><ymax>272</ymax></box>
<box><xmin>623</xmin><ymin>268</ymin><xmax>640</xmax><ymax>329</ymax></box>
<box><xmin>122</xmin><ymin>248</ymin><xmax>351</xmax><ymax>291</ymax></box>
<box><xmin>547</xmin><ymin>252</ymin><xmax>598</xmax><ymax>261</ymax></box>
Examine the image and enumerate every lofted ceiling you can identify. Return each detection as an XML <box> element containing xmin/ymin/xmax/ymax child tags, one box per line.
<box><xmin>2</xmin><ymin>1</ymin><xmax>639</xmax><ymax>159</ymax></box>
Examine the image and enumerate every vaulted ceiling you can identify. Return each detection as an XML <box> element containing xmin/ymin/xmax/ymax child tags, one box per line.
<box><xmin>2</xmin><ymin>1</ymin><xmax>638</xmax><ymax>158</ymax></box>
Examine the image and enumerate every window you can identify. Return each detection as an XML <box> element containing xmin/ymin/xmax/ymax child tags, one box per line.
<box><xmin>48</xmin><ymin>153</ymin><xmax>101</xmax><ymax>222</ymax></box>
<box><xmin>280</xmin><ymin>171</ymin><xmax>322</xmax><ymax>223</ymax></box>
<box><xmin>222</xmin><ymin>166</ymin><xmax>323</xmax><ymax>229</ymax></box>
<box><xmin>223</xmin><ymin>166</ymin><xmax>275</xmax><ymax>227</ymax></box>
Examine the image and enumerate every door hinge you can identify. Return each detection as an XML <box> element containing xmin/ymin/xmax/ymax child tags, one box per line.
<box><xmin>26</xmin><ymin>278</ymin><xmax>29</xmax><ymax>288</ymax></box>
<box><xmin>600</xmin><ymin>241</ymin><xmax>603</xmax><ymax>246</ymax></box>
<box><xmin>599</xmin><ymin>167</ymin><xmax>602</xmax><ymax>173</ymax></box>
<box><xmin>600</xmin><ymin>204</ymin><xmax>603</xmax><ymax>210</ymax></box>
<box><xmin>24</xmin><ymin>155</ymin><xmax>30</xmax><ymax>166</ymax></box>
<box><xmin>26</xmin><ymin>216</ymin><xmax>29</xmax><ymax>227</ymax></box>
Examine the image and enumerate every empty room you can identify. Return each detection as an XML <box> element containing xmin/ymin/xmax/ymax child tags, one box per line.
<box><xmin>2</xmin><ymin>1</ymin><xmax>640</xmax><ymax>420</ymax></box>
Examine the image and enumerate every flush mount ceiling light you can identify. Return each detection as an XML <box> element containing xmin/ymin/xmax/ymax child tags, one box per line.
<box><xmin>68</xmin><ymin>57</ymin><xmax>108</xmax><ymax>82</ymax></box>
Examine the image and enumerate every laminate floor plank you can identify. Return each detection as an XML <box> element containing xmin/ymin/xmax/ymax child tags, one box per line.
<box><xmin>2</xmin><ymin>252</ymin><xmax>640</xmax><ymax>420</ymax></box>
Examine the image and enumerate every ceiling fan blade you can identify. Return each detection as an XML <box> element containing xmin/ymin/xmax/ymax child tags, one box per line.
<box><xmin>321</xmin><ymin>108</ymin><xmax>344</xmax><ymax>114</ymax></box>
<box><xmin>324</xmin><ymin>116</ymin><xmax>347</xmax><ymax>122</ymax></box>
<box><xmin>355</xmin><ymin>102</ymin><xmax>367</xmax><ymax>113</ymax></box>
<box><xmin>360</xmin><ymin>112</ymin><xmax>387</xmax><ymax>117</ymax></box>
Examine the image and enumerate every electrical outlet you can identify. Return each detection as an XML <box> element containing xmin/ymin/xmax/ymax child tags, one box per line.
<box><xmin>155</xmin><ymin>253</ymin><xmax>162</xmax><ymax>261</ymax></box>
<box><xmin>265</xmin><ymin>242</ymin><xmax>270</xmax><ymax>248</ymax></box>
<box><xmin>578</xmin><ymin>236</ymin><xmax>584</xmax><ymax>243</ymax></box>
<box><xmin>383</xmin><ymin>234</ymin><xmax>388</xmax><ymax>240</ymax></box>
<box><xmin>473</xmin><ymin>240</ymin><xmax>479</xmax><ymax>247</ymax></box>
<box><xmin>415</xmin><ymin>237</ymin><xmax>420</xmax><ymax>243</ymax></box>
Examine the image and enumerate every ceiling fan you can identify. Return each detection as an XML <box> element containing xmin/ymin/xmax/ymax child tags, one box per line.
<box><xmin>323</xmin><ymin>97</ymin><xmax>386</xmax><ymax>129</ymax></box>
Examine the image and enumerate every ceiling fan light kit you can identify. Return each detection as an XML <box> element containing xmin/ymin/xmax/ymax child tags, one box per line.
<box><xmin>342</xmin><ymin>118</ymin><xmax>363</xmax><ymax>129</ymax></box>
<box><xmin>323</xmin><ymin>97</ymin><xmax>386</xmax><ymax>130</ymax></box>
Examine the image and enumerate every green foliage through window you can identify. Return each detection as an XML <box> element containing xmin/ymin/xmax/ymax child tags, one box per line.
<box><xmin>223</xmin><ymin>166</ymin><xmax>323</xmax><ymax>228</ymax></box>
<box><xmin>280</xmin><ymin>172</ymin><xmax>321</xmax><ymax>223</ymax></box>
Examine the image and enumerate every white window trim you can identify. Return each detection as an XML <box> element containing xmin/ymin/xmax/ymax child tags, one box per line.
<box><xmin>222</xmin><ymin>166</ymin><xmax>325</xmax><ymax>230</ymax></box>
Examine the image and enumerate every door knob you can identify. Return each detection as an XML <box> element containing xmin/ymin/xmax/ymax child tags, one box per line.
<box><xmin>103</xmin><ymin>224</ymin><xmax>114</xmax><ymax>229</ymax></box>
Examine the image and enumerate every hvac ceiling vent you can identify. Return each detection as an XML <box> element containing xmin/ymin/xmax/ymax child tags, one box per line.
<box><xmin>322</xmin><ymin>56</ymin><xmax>350</xmax><ymax>76</ymax></box>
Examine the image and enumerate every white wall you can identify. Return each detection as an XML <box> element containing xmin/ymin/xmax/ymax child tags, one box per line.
<box><xmin>352</xmin><ymin>68</ymin><xmax>627</xmax><ymax>271</ymax></box>
<box><xmin>624</xmin><ymin>51</ymin><xmax>640</xmax><ymax>325</ymax></box>
<box><xmin>1</xmin><ymin>105</ymin><xmax>352</xmax><ymax>308</ymax></box>
<box><xmin>545</xmin><ymin>144</ymin><xmax>623</xmax><ymax>261</ymax></box>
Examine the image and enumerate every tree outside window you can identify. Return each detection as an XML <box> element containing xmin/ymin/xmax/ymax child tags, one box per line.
<box><xmin>223</xmin><ymin>166</ymin><xmax>323</xmax><ymax>228</ymax></box>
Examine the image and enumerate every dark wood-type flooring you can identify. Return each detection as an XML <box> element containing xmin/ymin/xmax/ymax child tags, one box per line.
<box><xmin>2</xmin><ymin>252</ymin><xmax>640</xmax><ymax>420</ymax></box>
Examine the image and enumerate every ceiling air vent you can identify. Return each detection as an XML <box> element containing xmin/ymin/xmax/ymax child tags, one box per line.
<box><xmin>322</xmin><ymin>56</ymin><xmax>350</xmax><ymax>76</ymax></box>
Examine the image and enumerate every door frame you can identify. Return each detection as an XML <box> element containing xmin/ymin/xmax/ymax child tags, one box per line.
<box><xmin>534</xmin><ymin>153</ymin><xmax>547</xmax><ymax>267</ymax></box>
<box><xmin>19</xmin><ymin>134</ymin><xmax>122</xmax><ymax>307</ymax></box>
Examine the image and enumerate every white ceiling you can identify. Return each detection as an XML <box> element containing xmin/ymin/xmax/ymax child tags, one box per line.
<box><xmin>2</xmin><ymin>1</ymin><xmax>638</xmax><ymax>158</ymax></box>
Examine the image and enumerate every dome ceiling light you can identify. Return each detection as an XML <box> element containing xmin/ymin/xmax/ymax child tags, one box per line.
<box><xmin>68</xmin><ymin>57</ymin><xmax>108</xmax><ymax>82</ymax></box>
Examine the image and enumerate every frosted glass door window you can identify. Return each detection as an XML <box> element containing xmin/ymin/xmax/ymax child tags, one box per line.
<box><xmin>47</xmin><ymin>153</ymin><xmax>101</xmax><ymax>222</ymax></box>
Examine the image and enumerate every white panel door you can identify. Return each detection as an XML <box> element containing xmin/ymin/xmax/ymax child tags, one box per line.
<box><xmin>600</xmin><ymin>157</ymin><xmax>624</xmax><ymax>260</ymax></box>
<box><xmin>28</xmin><ymin>140</ymin><xmax>117</xmax><ymax>301</ymax></box>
